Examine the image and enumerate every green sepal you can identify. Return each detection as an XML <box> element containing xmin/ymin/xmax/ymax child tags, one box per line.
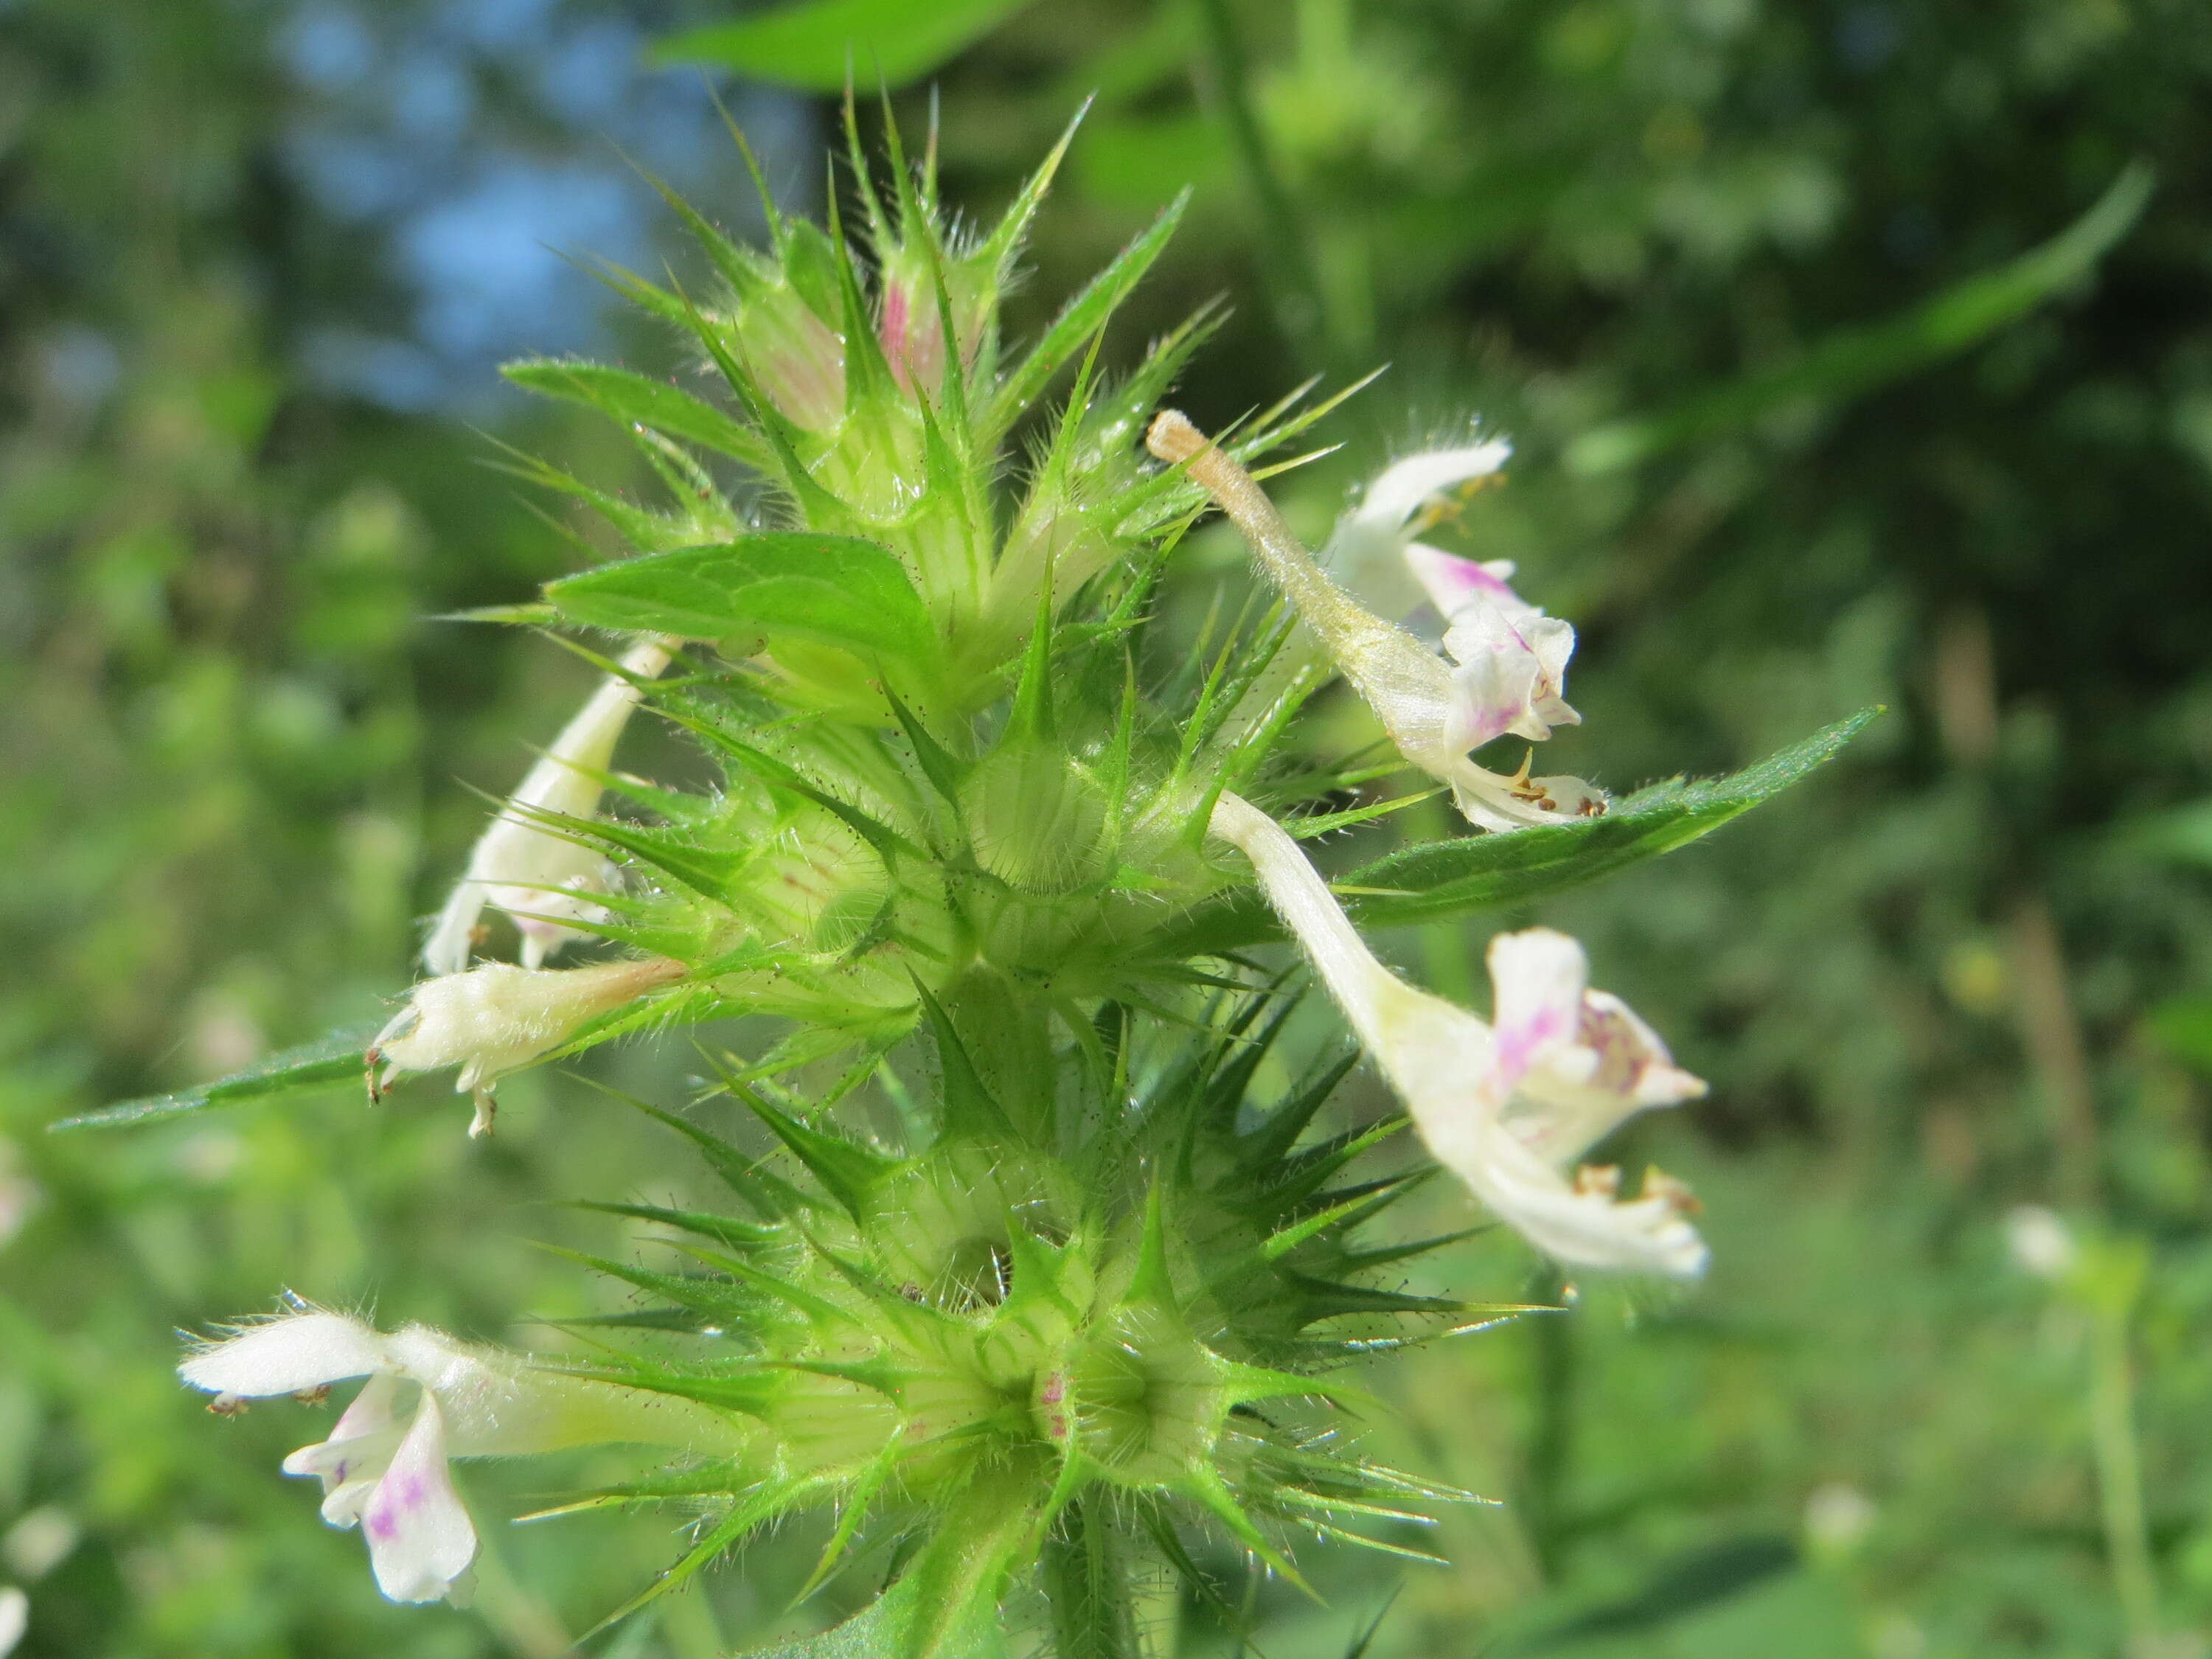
<box><xmin>586</xmin><ymin>1470</ymin><xmax>846</xmax><ymax>1636</ymax></box>
<box><xmin>738</xmin><ymin>1089</ymin><xmax>902</xmax><ymax>1220</ymax></box>
<box><xmin>532</xmin><ymin>1243</ymin><xmax>760</xmax><ymax>1326</ymax></box>
<box><xmin>1232</xmin><ymin>1050</ymin><xmax>1360</xmax><ymax>1175</ymax></box>
<box><xmin>883</xmin><ymin>686</ymin><xmax>968</xmax><ymax>805</ymax></box>
<box><xmin>672</xmin><ymin>1240</ymin><xmax>874</xmax><ymax>1332</ymax></box>
<box><xmin>987</xmin><ymin>190</ymin><xmax>1191</xmax><ymax>437</ymax></box>
<box><xmin>910</xmin><ymin>980</ymin><xmax>1022</xmax><ymax>1143</ymax></box>
<box><xmin>1178</xmin><ymin>1464</ymin><xmax>1315</xmax><ymax>1599</ymax></box>
<box><xmin>609</xmin><ymin>1088</ymin><xmax>820</xmax><ymax>1216</ymax></box>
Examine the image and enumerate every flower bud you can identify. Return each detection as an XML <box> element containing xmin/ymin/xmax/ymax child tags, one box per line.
<box><xmin>423</xmin><ymin>639</ymin><xmax>670</xmax><ymax>975</ymax></box>
<box><xmin>369</xmin><ymin>956</ymin><xmax>684</xmax><ymax>1135</ymax></box>
<box><xmin>731</xmin><ymin>283</ymin><xmax>846</xmax><ymax>431</ymax></box>
<box><xmin>877</xmin><ymin>248</ymin><xmax>991</xmax><ymax>399</ymax></box>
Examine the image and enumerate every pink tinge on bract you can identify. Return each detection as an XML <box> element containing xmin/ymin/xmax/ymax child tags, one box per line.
<box><xmin>880</xmin><ymin>276</ymin><xmax>947</xmax><ymax>396</ymax></box>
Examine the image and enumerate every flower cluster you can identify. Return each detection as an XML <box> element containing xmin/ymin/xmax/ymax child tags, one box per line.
<box><xmin>133</xmin><ymin>109</ymin><xmax>1860</xmax><ymax>1646</ymax></box>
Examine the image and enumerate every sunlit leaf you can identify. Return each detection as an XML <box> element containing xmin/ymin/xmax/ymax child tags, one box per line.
<box><xmin>546</xmin><ymin>534</ymin><xmax>938</xmax><ymax>664</ymax></box>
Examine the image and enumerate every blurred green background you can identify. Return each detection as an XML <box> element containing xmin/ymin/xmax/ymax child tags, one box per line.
<box><xmin>4</xmin><ymin>0</ymin><xmax>2212</xmax><ymax>1655</ymax></box>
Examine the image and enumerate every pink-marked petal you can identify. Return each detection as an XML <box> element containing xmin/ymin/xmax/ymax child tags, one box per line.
<box><xmin>361</xmin><ymin>1395</ymin><xmax>477</xmax><ymax>1604</ymax></box>
<box><xmin>282</xmin><ymin>1374</ymin><xmax>407</xmax><ymax>1499</ymax></box>
<box><xmin>1582</xmin><ymin>992</ymin><xmax>1707</xmax><ymax>1108</ymax></box>
<box><xmin>1486</xmin><ymin>930</ymin><xmax>1706</xmax><ymax>1164</ymax></box>
<box><xmin>1403</xmin><ymin>543</ymin><xmax>1526</xmax><ymax>622</ymax></box>
<box><xmin>1486</xmin><ymin>930</ymin><xmax>1589</xmax><ymax>1091</ymax></box>
<box><xmin>1441</xmin><ymin>606</ymin><xmax>1580</xmax><ymax>746</ymax></box>
<box><xmin>319</xmin><ymin>1475</ymin><xmax>380</xmax><ymax>1529</ymax></box>
<box><xmin>180</xmin><ymin>1311</ymin><xmax>390</xmax><ymax>1399</ymax></box>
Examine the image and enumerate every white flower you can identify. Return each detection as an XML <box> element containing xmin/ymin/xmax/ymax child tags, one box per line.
<box><xmin>1</xmin><ymin>1510</ymin><xmax>75</xmax><ymax>1583</ymax></box>
<box><xmin>179</xmin><ymin>1307</ymin><xmax>735</xmax><ymax>1606</ymax></box>
<box><xmin>0</xmin><ymin>1137</ymin><xmax>39</xmax><ymax>1252</ymax></box>
<box><xmin>423</xmin><ymin>639</ymin><xmax>671</xmax><ymax>976</ymax></box>
<box><xmin>369</xmin><ymin>955</ymin><xmax>684</xmax><ymax>1135</ymax></box>
<box><xmin>2006</xmin><ymin>1205</ymin><xmax>2078</xmax><ymax>1280</ymax></box>
<box><xmin>1147</xmin><ymin>413</ymin><xmax>1605</xmax><ymax>832</ymax></box>
<box><xmin>1802</xmin><ymin>1483</ymin><xmax>1878</xmax><ymax>1557</ymax></box>
<box><xmin>1208</xmin><ymin>790</ymin><xmax>1708</xmax><ymax>1276</ymax></box>
<box><xmin>0</xmin><ymin>1586</ymin><xmax>24</xmax><ymax>1659</ymax></box>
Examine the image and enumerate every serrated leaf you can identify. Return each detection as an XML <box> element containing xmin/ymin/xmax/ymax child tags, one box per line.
<box><xmin>1172</xmin><ymin>711</ymin><xmax>1879</xmax><ymax>955</ymax></box>
<box><xmin>654</xmin><ymin>0</ymin><xmax>1031</xmax><ymax>93</ymax></box>
<box><xmin>52</xmin><ymin>1021</ymin><xmax>382</xmax><ymax>1131</ymax></box>
<box><xmin>546</xmin><ymin>535</ymin><xmax>938</xmax><ymax>666</ymax></box>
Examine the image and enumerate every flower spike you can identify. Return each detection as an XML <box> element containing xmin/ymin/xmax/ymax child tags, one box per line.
<box><xmin>1147</xmin><ymin>412</ymin><xmax>1604</xmax><ymax>831</ymax></box>
<box><xmin>1207</xmin><ymin>790</ymin><xmax>1708</xmax><ymax>1277</ymax></box>
<box><xmin>424</xmin><ymin>639</ymin><xmax>672</xmax><ymax>975</ymax></box>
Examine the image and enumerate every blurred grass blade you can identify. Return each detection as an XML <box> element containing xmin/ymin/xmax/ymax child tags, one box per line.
<box><xmin>52</xmin><ymin>1021</ymin><xmax>381</xmax><ymax>1130</ymax></box>
<box><xmin>654</xmin><ymin>0</ymin><xmax>1032</xmax><ymax>91</ymax></box>
<box><xmin>1485</xmin><ymin>1535</ymin><xmax>1798</xmax><ymax>1655</ymax></box>
<box><xmin>1568</xmin><ymin>162</ymin><xmax>2154</xmax><ymax>474</ymax></box>
<box><xmin>1164</xmin><ymin>710</ymin><xmax>1879</xmax><ymax>955</ymax></box>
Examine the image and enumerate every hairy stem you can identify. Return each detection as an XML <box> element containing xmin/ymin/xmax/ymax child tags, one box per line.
<box><xmin>1043</xmin><ymin>1498</ymin><xmax>1142</xmax><ymax>1659</ymax></box>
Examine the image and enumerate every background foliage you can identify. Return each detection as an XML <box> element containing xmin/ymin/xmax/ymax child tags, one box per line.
<box><xmin>4</xmin><ymin>0</ymin><xmax>2211</xmax><ymax>1655</ymax></box>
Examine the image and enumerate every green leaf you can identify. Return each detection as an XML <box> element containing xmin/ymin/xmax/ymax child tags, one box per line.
<box><xmin>546</xmin><ymin>535</ymin><xmax>937</xmax><ymax>664</ymax></box>
<box><xmin>1567</xmin><ymin>163</ymin><xmax>2154</xmax><ymax>473</ymax></box>
<box><xmin>52</xmin><ymin>1021</ymin><xmax>382</xmax><ymax>1131</ymax></box>
<box><xmin>653</xmin><ymin>0</ymin><xmax>1031</xmax><ymax>92</ymax></box>
<box><xmin>501</xmin><ymin>359</ymin><xmax>774</xmax><ymax>470</ymax></box>
<box><xmin>1170</xmin><ymin>711</ymin><xmax>1879</xmax><ymax>955</ymax></box>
